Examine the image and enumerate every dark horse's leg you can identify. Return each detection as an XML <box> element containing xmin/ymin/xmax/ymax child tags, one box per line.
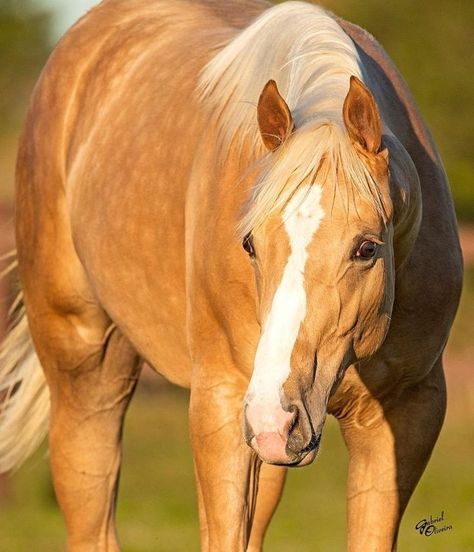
<box><xmin>337</xmin><ymin>359</ymin><xmax>446</xmax><ymax>551</ymax></box>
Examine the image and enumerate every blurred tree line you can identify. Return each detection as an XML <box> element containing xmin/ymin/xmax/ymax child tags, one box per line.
<box><xmin>0</xmin><ymin>0</ymin><xmax>51</xmax><ymax>131</ymax></box>
<box><xmin>0</xmin><ymin>0</ymin><xmax>472</xmax><ymax>220</ymax></box>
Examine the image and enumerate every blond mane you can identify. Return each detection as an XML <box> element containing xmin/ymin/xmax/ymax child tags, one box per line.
<box><xmin>199</xmin><ymin>1</ymin><xmax>386</xmax><ymax>234</ymax></box>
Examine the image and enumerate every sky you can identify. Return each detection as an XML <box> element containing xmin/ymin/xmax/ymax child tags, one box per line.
<box><xmin>40</xmin><ymin>0</ymin><xmax>99</xmax><ymax>38</ymax></box>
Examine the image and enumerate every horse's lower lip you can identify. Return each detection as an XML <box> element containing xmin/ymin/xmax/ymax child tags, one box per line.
<box><xmin>249</xmin><ymin>434</ymin><xmax>320</xmax><ymax>467</ymax></box>
<box><xmin>264</xmin><ymin>447</ymin><xmax>318</xmax><ymax>467</ymax></box>
<box><xmin>288</xmin><ymin>436</ymin><xmax>321</xmax><ymax>467</ymax></box>
<box><xmin>293</xmin><ymin>447</ymin><xmax>318</xmax><ymax>467</ymax></box>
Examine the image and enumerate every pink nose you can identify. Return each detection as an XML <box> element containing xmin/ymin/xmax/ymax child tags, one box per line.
<box><xmin>245</xmin><ymin>401</ymin><xmax>295</xmax><ymax>463</ymax></box>
<box><xmin>251</xmin><ymin>432</ymin><xmax>289</xmax><ymax>464</ymax></box>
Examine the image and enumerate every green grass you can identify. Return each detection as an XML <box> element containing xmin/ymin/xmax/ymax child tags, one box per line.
<box><xmin>0</xmin><ymin>378</ymin><xmax>472</xmax><ymax>551</ymax></box>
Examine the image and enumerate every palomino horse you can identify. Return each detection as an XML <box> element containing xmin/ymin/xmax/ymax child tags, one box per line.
<box><xmin>0</xmin><ymin>0</ymin><xmax>462</xmax><ymax>550</ymax></box>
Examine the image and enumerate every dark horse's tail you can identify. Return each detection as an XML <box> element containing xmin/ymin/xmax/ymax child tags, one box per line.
<box><xmin>0</xmin><ymin>253</ymin><xmax>50</xmax><ymax>472</ymax></box>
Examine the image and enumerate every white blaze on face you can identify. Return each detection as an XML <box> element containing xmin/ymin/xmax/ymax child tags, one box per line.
<box><xmin>246</xmin><ymin>184</ymin><xmax>325</xmax><ymax>429</ymax></box>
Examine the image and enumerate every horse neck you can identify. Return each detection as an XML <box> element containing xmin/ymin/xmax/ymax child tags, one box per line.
<box><xmin>384</xmin><ymin>134</ymin><xmax>422</xmax><ymax>275</ymax></box>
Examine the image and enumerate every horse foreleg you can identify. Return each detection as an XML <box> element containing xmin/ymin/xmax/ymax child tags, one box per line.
<box><xmin>247</xmin><ymin>464</ymin><xmax>287</xmax><ymax>552</ymax></box>
<box><xmin>338</xmin><ymin>359</ymin><xmax>446</xmax><ymax>551</ymax></box>
<box><xmin>32</xmin><ymin>312</ymin><xmax>140</xmax><ymax>551</ymax></box>
<box><xmin>190</xmin><ymin>373</ymin><xmax>261</xmax><ymax>552</ymax></box>
<box><xmin>194</xmin><ymin>456</ymin><xmax>281</xmax><ymax>552</ymax></box>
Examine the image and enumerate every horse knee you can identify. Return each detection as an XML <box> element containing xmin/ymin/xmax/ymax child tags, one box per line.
<box><xmin>53</xmin><ymin>326</ymin><xmax>140</xmax><ymax>413</ymax></box>
<box><xmin>25</xmin><ymin>304</ymin><xmax>140</xmax><ymax>421</ymax></box>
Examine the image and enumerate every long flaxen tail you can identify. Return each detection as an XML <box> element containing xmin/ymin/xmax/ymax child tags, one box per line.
<box><xmin>0</xmin><ymin>255</ymin><xmax>50</xmax><ymax>473</ymax></box>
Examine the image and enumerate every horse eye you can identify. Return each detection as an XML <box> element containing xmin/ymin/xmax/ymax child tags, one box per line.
<box><xmin>242</xmin><ymin>233</ymin><xmax>255</xmax><ymax>258</ymax></box>
<box><xmin>356</xmin><ymin>240</ymin><xmax>378</xmax><ymax>260</ymax></box>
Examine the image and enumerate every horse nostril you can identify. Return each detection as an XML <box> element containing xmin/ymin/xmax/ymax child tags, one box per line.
<box><xmin>286</xmin><ymin>406</ymin><xmax>303</xmax><ymax>451</ymax></box>
<box><xmin>284</xmin><ymin>405</ymin><xmax>298</xmax><ymax>433</ymax></box>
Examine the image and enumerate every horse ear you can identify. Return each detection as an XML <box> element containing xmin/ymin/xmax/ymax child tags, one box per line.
<box><xmin>343</xmin><ymin>76</ymin><xmax>382</xmax><ymax>154</ymax></box>
<box><xmin>257</xmin><ymin>80</ymin><xmax>294</xmax><ymax>151</ymax></box>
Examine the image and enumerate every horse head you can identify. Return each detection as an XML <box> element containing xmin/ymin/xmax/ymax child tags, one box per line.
<box><xmin>242</xmin><ymin>77</ymin><xmax>400</xmax><ymax>466</ymax></box>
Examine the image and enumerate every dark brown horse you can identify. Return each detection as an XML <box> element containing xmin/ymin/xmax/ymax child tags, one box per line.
<box><xmin>0</xmin><ymin>1</ymin><xmax>462</xmax><ymax>550</ymax></box>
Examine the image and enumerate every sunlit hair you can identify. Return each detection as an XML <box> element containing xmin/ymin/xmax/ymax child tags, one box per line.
<box><xmin>199</xmin><ymin>1</ymin><xmax>386</xmax><ymax>235</ymax></box>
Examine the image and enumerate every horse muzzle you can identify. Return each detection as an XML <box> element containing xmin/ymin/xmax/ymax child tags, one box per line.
<box><xmin>243</xmin><ymin>400</ymin><xmax>321</xmax><ymax>466</ymax></box>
